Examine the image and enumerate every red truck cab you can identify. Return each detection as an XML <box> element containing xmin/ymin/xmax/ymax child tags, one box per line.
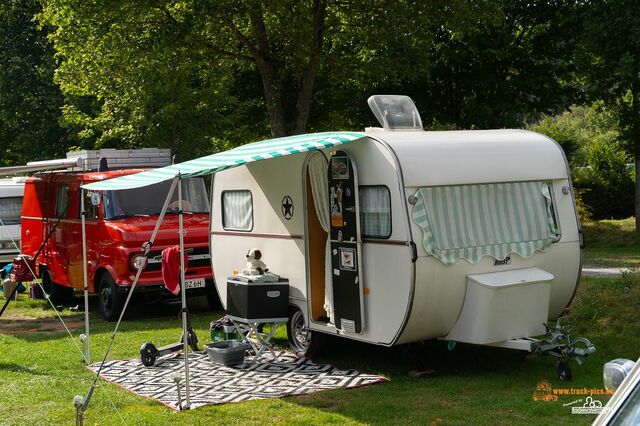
<box><xmin>21</xmin><ymin>168</ymin><xmax>218</xmax><ymax>320</ymax></box>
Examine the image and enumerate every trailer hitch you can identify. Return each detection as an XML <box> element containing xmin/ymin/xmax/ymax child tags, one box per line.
<box><xmin>531</xmin><ymin>312</ymin><xmax>596</xmax><ymax>381</ymax></box>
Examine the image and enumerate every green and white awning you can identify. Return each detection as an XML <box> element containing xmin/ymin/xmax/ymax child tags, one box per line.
<box><xmin>411</xmin><ymin>181</ymin><xmax>559</xmax><ymax>265</ymax></box>
<box><xmin>82</xmin><ymin>132</ymin><xmax>365</xmax><ymax>190</ymax></box>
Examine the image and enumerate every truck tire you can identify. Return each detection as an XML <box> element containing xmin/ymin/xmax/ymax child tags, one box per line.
<box><xmin>42</xmin><ymin>270</ymin><xmax>74</xmax><ymax>305</ymax></box>
<box><xmin>98</xmin><ymin>273</ymin><xmax>123</xmax><ymax>322</ymax></box>
<box><xmin>287</xmin><ymin>306</ymin><xmax>323</xmax><ymax>358</ymax></box>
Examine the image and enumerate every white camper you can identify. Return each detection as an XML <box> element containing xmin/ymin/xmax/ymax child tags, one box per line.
<box><xmin>0</xmin><ymin>177</ymin><xmax>25</xmax><ymax>265</ymax></box>
<box><xmin>209</xmin><ymin>95</ymin><xmax>584</xmax><ymax>356</ymax></box>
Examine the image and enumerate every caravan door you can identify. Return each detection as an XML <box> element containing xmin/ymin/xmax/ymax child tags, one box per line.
<box><xmin>328</xmin><ymin>151</ymin><xmax>365</xmax><ymax>333</ymax></box>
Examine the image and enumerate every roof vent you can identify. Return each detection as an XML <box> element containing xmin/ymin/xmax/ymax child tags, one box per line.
<box><xmin>367</xmin><ymin>95</ymin><xmax>423</xmax><ymax>131</ymax></box>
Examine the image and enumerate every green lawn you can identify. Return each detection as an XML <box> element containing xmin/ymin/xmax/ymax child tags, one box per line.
<box><xmin>582</xmin><ymin>218</ymin><xmax>640</xmax><ymax>267</ymax></box>
<box><xmin>1</xmin><ymin>273</ymin><xmax>638</xmax><ymax>425</ymax></box>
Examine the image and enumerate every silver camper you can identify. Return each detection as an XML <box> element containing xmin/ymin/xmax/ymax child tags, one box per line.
<box><xmin>0</xmin><ymin>177</ymin><xmax>25</xmax><ymax>265</ymax></box>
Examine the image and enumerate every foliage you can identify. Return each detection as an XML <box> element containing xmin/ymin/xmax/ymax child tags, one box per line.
<box><xmin>573</xmin><ymin>136</ymin><xmax>635</xmax><ymax>220</ymax></box>
<box><xmin>0</xmin><ymin>0</ymin><xmax>69</xmax><ymax>166</ymax></box>
<box><xmin>34</xmin><ymin>0</ymin><xmax>590</xmax><ymax>161</ymax></box>
<box><xmin>529</xmin><ymin>104</ymin><xmax>632</xmax><ymax>219</ymax></box>
<box><xmin>572</xmin><ymin>189</ymin><xmax>592</xmax><ymax>224</ymax></box>
<box><xmin>577</xmin><ymin>0</ymin><xmax>640</xmax><ymax>228</ymax></box>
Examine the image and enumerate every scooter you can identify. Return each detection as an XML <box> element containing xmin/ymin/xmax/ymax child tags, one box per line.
<box><xmin>139</xmin><ymin>308</ymin><xmax>199</xmax><ymax>367</ymax></box>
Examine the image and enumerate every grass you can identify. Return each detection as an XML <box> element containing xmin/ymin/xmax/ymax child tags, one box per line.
<box><xmin>582</xmin><ymin>217</ymin><xmax>640</xmax><ymax>267</ymax></box>
<box><xmin>1</xmin><ymin>272</ymin><xmax>638</xmax><ymax>426</ymax></box>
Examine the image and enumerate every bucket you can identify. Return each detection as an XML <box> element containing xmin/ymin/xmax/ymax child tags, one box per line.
<box><xmin>205</xmin><ymin>341</ymin><xmax>249</xmax><ymax>366</ymax></box>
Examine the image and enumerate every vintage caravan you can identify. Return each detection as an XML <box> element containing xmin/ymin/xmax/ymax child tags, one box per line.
<box><xmin>208</xmin><ymin>96</ymin><xmax>583</xmax><ymax>357</ymax></box>
<box><xmin>0</xmin><ymin>177</ymin><xmax>25</xmax><ymax>265</ymax></box>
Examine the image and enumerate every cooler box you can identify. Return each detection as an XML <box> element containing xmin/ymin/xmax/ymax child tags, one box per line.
<box><xmin>226</xmin><ymin>276</ymin><xmax>289</xmax><ymax>322</ymax></box>
<box><xmin>445</xmin><ymin>268</ymin><xmax>554</xmax><ymax>344</ymax></box>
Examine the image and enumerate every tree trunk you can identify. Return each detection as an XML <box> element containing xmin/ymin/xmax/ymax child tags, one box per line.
<box><xmin>255</xmin><ymin>58</ymin><xmax>287</xmax><ymax>137</ymax></box>
<box><xmin>292</xmin><ymin>0</ymin><xmax>327</xmax><ymax>135</ymax></box>
<box><xmin>222</xmin><ymin>5</ymin><xmax>287</xmax><ymax>137</ymax></box>
<box><xmin>635</xmin><ymin>136</ymin><xmax>640</xmax><ymax>232</ymax></box>
<box><xmin>633</xmin><ymin>87</ymin><xmax>640</xmax><ymax>232</ymax></box>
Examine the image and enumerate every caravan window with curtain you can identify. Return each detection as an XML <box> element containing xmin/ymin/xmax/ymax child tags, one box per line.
<box><xmin>411</xmin><ymin>181</ymin><xmax>560</xmax><ymax>265</ymax></box>
<box><xmin>0</xmin><ymin>197</ymin><xmax>22</xmax><ymax>225</ymax></box>
<box><xmin>359</xmin><ymin>186</ymin><xmax>391</xmax><ymax>239</ymax></box>
<box><xmin>222</xmin><ymin>190</ymin><xmax>253</xmax><ymax>231</ymax></box>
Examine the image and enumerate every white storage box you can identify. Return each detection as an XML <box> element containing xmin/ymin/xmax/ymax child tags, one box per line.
<box><xmin>445</xmin><ymin>268</ymin><xmax>554</xmax><ymax>344</ymax></box>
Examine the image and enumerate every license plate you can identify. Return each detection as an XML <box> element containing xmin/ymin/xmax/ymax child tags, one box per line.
<box><xmin>184</xmin><ymin>277</ymin><xmax>206</xmax><ymax>290</ymax></box>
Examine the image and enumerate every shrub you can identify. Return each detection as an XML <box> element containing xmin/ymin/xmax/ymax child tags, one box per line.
<box><xmin>573</xmin><ymin>138</ymin><xmax>634</xmax><ymax>219</ymax></box>
<box><xmin>529</xmin><ymin>103</ymin><xmax>633</xmax><ymax>219</ymax></box>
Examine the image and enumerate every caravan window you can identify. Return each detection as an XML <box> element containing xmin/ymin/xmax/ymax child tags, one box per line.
<box><xmin>359</xmin><ymin>186</ymin><xmax>391</xmax><ymax>239</ymax></box>
<box><xmin>222</xmin><ymin>190</ymin><xmax>253</xmax><ymax>231</ymax></box>
<box><xmin>55</xmin><ymin>185</ymin><xmax>69</xmax><ymax>218</ymax></box>
<box><xmin>0</xmin><ymin>197</ymin><xmax>22</xmax><ymax>225</ymax></box>
<box><xmin>412</xmin><ymin>181</ymin><xmax>560</xmax><ymax>265</ymax></box>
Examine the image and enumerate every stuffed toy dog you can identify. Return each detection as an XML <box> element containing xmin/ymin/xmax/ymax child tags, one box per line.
<box><xmin>244</xmin><ymin>248</ymin><xmax>268</xmax><ymax>275</ymax></box>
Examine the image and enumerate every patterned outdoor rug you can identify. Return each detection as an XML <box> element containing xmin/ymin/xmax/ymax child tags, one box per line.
<box><xmin>88</xmin><ymin>351</ymin><xmax>387</xmax><ymax>410</ymax></box>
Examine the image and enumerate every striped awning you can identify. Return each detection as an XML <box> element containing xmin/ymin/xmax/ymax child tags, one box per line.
<box><xmin>411</xmin><ymin>181</ymin><xmax>559</xmax><ymax>265</ymax></box>
<box><xmin>82</xmin><ymin>132</ymin><xmax>365</xmax><ymax>190</ymax></box>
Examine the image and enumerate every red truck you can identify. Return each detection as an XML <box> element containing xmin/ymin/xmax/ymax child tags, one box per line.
<box><xmin>20</xmin><ymin>159</ymin><xmax>218</xmax><ymax>321</ymax></box>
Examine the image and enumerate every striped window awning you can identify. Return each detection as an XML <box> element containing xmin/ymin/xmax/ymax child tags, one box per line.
<box><xmin>411</xmin><ymin>182</ymin><xmax>559</xmax><ymax>265</ymax></box>
<box><xmin>82</xmin><ymin>132</ymin><xmax>365</xmax><ymax>191</ymax></box>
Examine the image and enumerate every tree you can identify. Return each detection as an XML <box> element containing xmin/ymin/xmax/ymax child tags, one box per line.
<box><xmin>412</xmin><ymin>0</ymin><xmax>582</xmax><ymax>129</ymax></box>
<box><xmin>0</xmin><ymin>0</ymin><xmax>68</xmax><ymax>167</ymax></box>
<box><xmin>578</xmin><ymin>0</ymin><xmax>640</xmax><ymax>230</ymax></box>
<box><xmin>39</xmin><ymin>0</ymin><xmax>499</xmax><ymax>158</ymax></box>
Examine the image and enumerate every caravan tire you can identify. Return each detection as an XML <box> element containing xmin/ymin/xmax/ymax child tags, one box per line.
<box><xmin>287</xmin><ymin>306</ymin><xmax>323</xmax><ymax>358</ymax></box>
<box><xmin>42</xmin><ymin>270</ymin><xmax>74</xmax><ymax>305</ymax></box>
<box><xmin>98</xmin><ymin>273</ymin><xmax>123</xmax><ymax>322</ymax></box>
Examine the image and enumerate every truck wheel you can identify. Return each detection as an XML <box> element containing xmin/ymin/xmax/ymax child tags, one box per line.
<box><xmin>42</xmin><ymin>270</ymin><xmax>74</xmax><ymax>305</ymax></box>
<box><xmin>287</xmin><ymin>306</ymin><xmax>323</xmax><ymax>358</ymax></box>
<box><xmin>98</xmin><ymin>273</ymin><xmax>123</xmax><ymax>322</ymax></box>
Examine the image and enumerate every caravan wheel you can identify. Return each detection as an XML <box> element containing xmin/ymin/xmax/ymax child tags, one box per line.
<box><xmin>287</xmin><ymin>307</ymin><xmax>323</xmax><ymax>357</ymax></box>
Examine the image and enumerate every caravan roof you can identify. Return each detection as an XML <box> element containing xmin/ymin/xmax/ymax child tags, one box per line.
<box><xmin>367</xmin><ymin>128</ymin><xmax>568</xmax><ymax>187</ymax></box>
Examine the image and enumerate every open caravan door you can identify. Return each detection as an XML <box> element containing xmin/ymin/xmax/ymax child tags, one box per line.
<box><xmin>328</xmin><ymin>151</ymin><xmax>365</xmax><ymax>334</ymax></box>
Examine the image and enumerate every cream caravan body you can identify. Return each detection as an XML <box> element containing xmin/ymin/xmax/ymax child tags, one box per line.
<box><xmin>210</xmin><ymin>123</ymin><xmax>581</xmax><ymax>349</ymax></box>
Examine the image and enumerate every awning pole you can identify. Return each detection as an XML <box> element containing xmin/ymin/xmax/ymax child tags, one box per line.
<box><xmin>82</xmin><ymin>176</ymin><xmax>179</xmax><ymax>414</ymax></box>
<box><xmin>178</xmin><ymin>174</ymin><xmax>191</xmax><ymax>409</ymax></box>
<box><xmin>80</xmin><ymin>189</ymin><xmax>90</xmax><ymax>364</ymax></box>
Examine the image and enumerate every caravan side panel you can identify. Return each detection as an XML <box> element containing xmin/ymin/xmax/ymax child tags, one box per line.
<box><xmin>210</xmin><ymin>154</ymin><xmax>308</xmax><ymax>310</ymax></box>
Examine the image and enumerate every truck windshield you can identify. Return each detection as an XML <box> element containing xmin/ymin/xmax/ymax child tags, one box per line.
<box><xmin>0</xmin><ymin>197</ymin><xmax>22</xmax><ymax>225</ymax></box>
<box><xmin>103</xmin><ymin>178</ymin><xmax>209</xmax><ymax>219</ymax></box>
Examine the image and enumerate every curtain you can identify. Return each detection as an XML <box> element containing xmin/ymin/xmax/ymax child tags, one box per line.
<box><xmin>0</xmin><ymin>197</ymin><xmax>22</xmax><ymax>225</ymax></box>
<box><xmin>412</xmin><ymin>181</ymin><xmax>559</xmax><ymax>265</ymax></box>
<box><xmin>359</xmin><ymin>186</ymin><xmax>391</xmax><ymax>238</ymax></box>
<box><xmin>308</xmin><ymin>153</ymin><xmax>330</xmax><ymax>232</ymax></box>
<box><xmin>222</xmin><ymin>190</ymin><xmax>253</xmax><ymax>231</ymax></box>
<box><xmin>307</xmin><ymin>152</ymin><xmax>335</xmax><ymax>322</ymax></box>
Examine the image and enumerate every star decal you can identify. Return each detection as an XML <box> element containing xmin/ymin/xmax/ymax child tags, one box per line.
<box><xmin>281</xmin><ymin>195</ymin><xmax>294</xmax><ymax>220</ymax></box>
